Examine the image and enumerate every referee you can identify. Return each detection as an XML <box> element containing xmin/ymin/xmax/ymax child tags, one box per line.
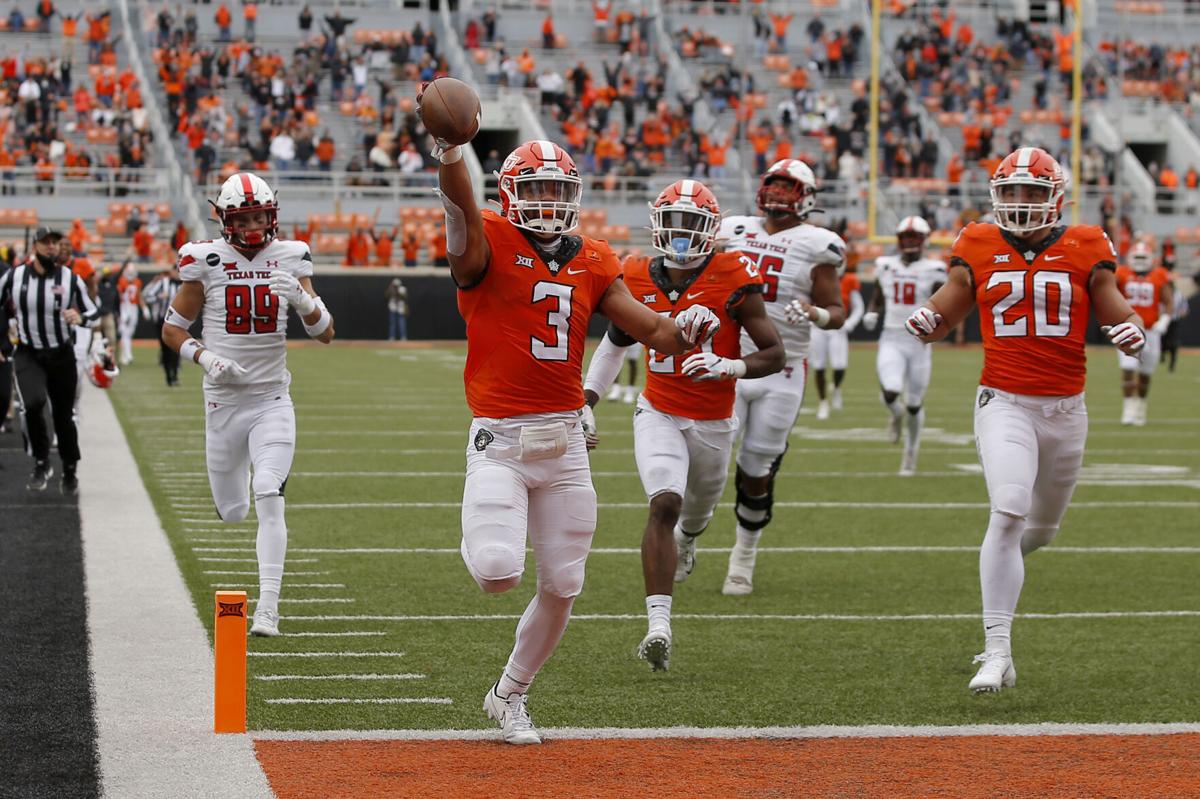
<box><xmin>0</xmin><ymin>227</ymin><xmax>100</xmax><ymax>493</ymax></box>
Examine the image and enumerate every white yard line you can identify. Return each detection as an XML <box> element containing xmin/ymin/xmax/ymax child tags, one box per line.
<box><xmin>277</xmin><ymin>501</ymin><xmax>1200</xmax><ymax>510</ymax></box>
<box><xmin>187</xmin><ymin>545</ymin><xmax>1200</xmax><ymax>555</ymax></box>
<box><xmin>255</xmin><ymin>673</ymin><xmax>426</xmax><ymax>681</ymax></box>
<box><xmin>246</xmin><ymin>598</ymin><xmax>356</xmax><ymax>604</ymax></box>
<box><xmin>260</xmin><ymin>632</ymin><xmax>387</xmax><ymax>638</ymax></box>
<box><xmin>247</xmin><ymin>651</ymin><xmax>406</xmax><ymax>658</ymax></box>
<box><xmin>265</xmin><ymin>698</ymin><xmax>452</xmax><ymax>705</ymax></box>
<box><xmin>282</xmin><ymin>610</ymin><xmax>1200</xmax><ymax>623</ymax></box>
<box><xmin>79</xmin><ymin>390</ymin><xmax>273</xmax><ymax>798</ymax></box>
<box><xmin>250</xmin><ymin>721</ymin><xmax>1200</xmax><ymax>742</ymax></box>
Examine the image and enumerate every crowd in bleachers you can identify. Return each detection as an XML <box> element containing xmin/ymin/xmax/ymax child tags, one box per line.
<box><xmin>1096</xmin><ymin>38</ymin><xmax>1200</xmax><ymax>107</ymax></box>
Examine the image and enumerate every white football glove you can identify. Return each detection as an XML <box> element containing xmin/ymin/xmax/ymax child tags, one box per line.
<box><xmin>674</xmin><ymin>305</ymin><xmax>720</xmax><ymax>347</ymax></box>
<box><xmin>580</xmin><ymin>404</ymin><xmax>598</xmax><ymax>450</ymax></box>
<box><xmin>904</xmin><ymin>306</ymin><xmax>943</xmax><ymax>338</ymax></box>
<box><xmin>862</xmin><ymin>311</ymin><xmax>879</xmax><ymax>331</ymax></box>
<box><xmin>1151</xmin><ymin>315</ymin><xmax>1171</xmax><ymax>336</ymax></box>
<box><xmin>1103</xmin><ymin>322</ymin><xmax>1146</xmax><ymax>356</ymax></box>
<box><xmin>681</xmin><ymin>352</ymin><xmax>747</xmax><ymax>382</ymax></box>
<box><xmin>197</xmin><ymin>351</ymin><xmax>249</xmax><ymax>385</ymax></box>
<box><xmin>268</xmin><ymin>271</ymin><xmax>316</xmax><ymax>316</ymax></box>
<box><xmin>783</xmin><ymin>299</ymin><xmax>811</xmax><ymax>327</ymax></box>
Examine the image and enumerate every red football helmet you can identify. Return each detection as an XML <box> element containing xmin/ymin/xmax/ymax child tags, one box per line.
<box><xmin>896</xmin><ymin>215</ymin><xmax>931</xmax><ymax>259</ymax></box>
<box><xmin>755</xmin><ymin>159</ymin><xmax>818</xmax><ymax>219</ymax></box>
<box><xmin>212</xmin><ymin>172</ymin><xmax>278</xmax><ymax>250</ymax></box>
<box><xmin>1128</xmin><ymin>240</ymin><xmax>1154</xmax><ymax>274</ymax></box>
<box><xmin>990</xmin><ymin>147</ymin><xmax>1066</xmax><ymax>235</ymax></box>
<box><xmin>87</xmin><ymin>338</ymin><xmax>119</xmax><ymax>389</ymax></box>
<box><xmin>496</xmin><ymin>140</ymin><xmax>582</xmax><ymax>236</ymax></box>
<box><xmin>649</xmin><ymin>179</ymin><xmax>721</xmax><ymax>264</ymax></box>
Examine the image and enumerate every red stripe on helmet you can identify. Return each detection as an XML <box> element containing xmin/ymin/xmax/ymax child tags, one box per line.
<box><xmin>239</xmin><ymin>173</ymin><xmax>254</xmax><ymax>205</ymax></box>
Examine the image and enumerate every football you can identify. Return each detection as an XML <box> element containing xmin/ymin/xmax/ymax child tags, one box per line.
<box><xmin>418</xmin><ymin>77</ymin><xmax>481</xmax><ymax>147</ymax></box>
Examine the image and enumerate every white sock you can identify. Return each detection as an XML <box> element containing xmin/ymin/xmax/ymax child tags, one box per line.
<box><xmin>979</xmin><ymin>510</ymin><xmax>1025</xmax><ymax>655</ymax></box>
<box><xmin>905</xmin><ymin>407</ymin><xmax>924</xmax><ymax>450</ymax></box>
<box><xmin>646</xmin><ymin>593</ymin><xmax>672</xmax><ymax>632</ymax></box>
<box><xmin>255</xmin><ymin>494</ymin><xmax>287</xmax><ymax>615</ymax></box>
<box><xmin>734</xmin><ymin>525</ymin><xmax>762</xmax><ymax>553</ymax></box>
<box><xmin>731</xmin><ymin>525</ymin><xmax>761</xmax><ymax>572</ymax></box>
<box><xmin>499</xmin><ymin>591</ymin><xmax>574</xmax><ymax>696</ymax></box>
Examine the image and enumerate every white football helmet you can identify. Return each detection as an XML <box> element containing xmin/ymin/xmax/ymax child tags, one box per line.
<box><xmin>756</xmin><ymin>159</ymin><xmax>818</xmax><ymax>219</ymax></box>
<box><xmin>87</xmin><ymin>337</ymin><xmax>119</xmax><ymax>389</ymax></box>
<box><xmin>212</xmin><ymin>172</ymin><xmax>278</xmax><ymax>250</ymax></box>
<box><xmin>1128</xmin><ymin>240</ymin><xmax>1154</xmax><ymax>274</ymax></box>
<box><xmin>896</xmin><ymin>216</ymin><xmax>931</xmax><ymax>259</ymax></box>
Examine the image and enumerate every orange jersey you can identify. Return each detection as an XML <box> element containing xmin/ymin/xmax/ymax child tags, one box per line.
<box><xmin>952</xmin><ymin>222</ymin><xmax>1116</xmax><ymax>396</ymax></box>
<box><xmin>840</xmin><ymin>272</ymin><xmax>860</xmax><ymax>310</ymax></box>
<box><xmin>1115</xmin><ymin>265</ymin><xmax>1171</xmax><ymax>327</ymax></box>
<box><xmin>118</xmin><ymin>275</ymin><xmax>142</xmax><ymax>304</ymax></box>
<box><xmin>458</xmin><ymin>210</ymin><xmax>622</xmax><ymax>418</ymax></box>
<box><xmin>623</xmin><ymin>252</ymin><xmax>763</xmax><ymax>420</ymax></box>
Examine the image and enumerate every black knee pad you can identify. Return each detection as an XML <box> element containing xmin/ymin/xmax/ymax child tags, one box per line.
<box><xmin>734</xmin><ymin>463</ymin><xmax>778</xmax><ymax>532</ymax></box>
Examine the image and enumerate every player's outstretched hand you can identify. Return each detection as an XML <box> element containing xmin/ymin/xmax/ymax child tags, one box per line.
<box><xmin>268</xmin><ymin>272</ymin><xmax>316</xmax><ymax>315</ymax></box>
<box><xmin>1103</xmin><ymin>322</ymin><xmax>1146</xmax><ymax>356</ymax></box>
<box><xmin>675</xmin><ymin>306</ymin><xmax>719</xmax><ymax>347</ymax></box>
<box><xmin>681</xmin><ymin>352</ymin><xmax>747</xmax><ymax>382</ymax></box>
<box><xmin>581</xmin><ymin>405</ymin><xmax>598</xmax><ymax>450</ymax></box>
<box><xmin>205</xmin><ymin>355</ymin><xmax>249</xmax><ymax>385</ymax></box>
<box><xmin>904</xmin><ymin>306</ymin><xmax>942</xmax><ymax>339</ymax></box>
<box><xmin>862</xmin><ymin>311</ymin><xmax>879</xmax><ymax>331</ymax></box>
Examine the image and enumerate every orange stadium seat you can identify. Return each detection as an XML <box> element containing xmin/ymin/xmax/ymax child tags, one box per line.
<box><xmin>314</xmin><ymin>233</ymin><xmax>349</xmax><ymax>254</ymax></box>
<box><xmin>1173</xmin><ymin>227</ymin><xmax>1194</xmax><ymax>244</ymax></box>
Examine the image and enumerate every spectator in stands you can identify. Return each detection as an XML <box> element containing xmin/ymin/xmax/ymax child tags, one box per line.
<box><xmin>372</xmin><ymin>227</ymin><xmax>397</xmax><ymax>267</ymax></box>
<box><xmin>270</xmin><ymin>129</ymin><xmax>295</xmax><ymax>172</ymax></box>
<box><xmin>316</xmin><ymin>132</ymin><xmax>335</xmax><ymax>172</ymax></box>
<box><xmin>430</xmin><ymin>229</ymin><xmax>447</xmax><ymax>268</ymax></box>
<box><xmin>481</xmin><ymin>6</ymin><xmax>496</xmax><ymax>43</ymax></box>
<box><xmin>1186</xmin><ymin>165</ymin><xmax>1199</xmax><ymax>215</ymax></box>
<box><xmin>542</xmin><ymin>13</ymin><xmax>556</xmax><ymax>50</ymax></box>
<box><xmin>385</xmin><ymin>278</ymin><xmax>408</xmax><ymax>341</ymax></box>
<box><xmin>323</xmin><ymin>11</ymin><xmax>356</xmax><ymax>46</ymax></box>
<box><xmin>401</xmin><ymin>229</ymin><xmax>419</xmax><ymax>267</ymax></box>
<box><xmin>298</xmin><ymin>5</ymin><xmax>312</xmax><ymax>32</ymax></box>
<box><xmin>344</xmin><ymin>227</ymin><xmax>371</xmax><ymax>267</ymax></box>
<box><xmin>133</xmin><ymin>224</ymin><xmax>154</xmax><ymax>265</ymax></box>
<box><xmin>243</xmin><ymin>1</ymin><xmax>257</xmax><ymax>43</ymax></box>
<box><xmin>1158</xmin><ymin>163</ymin><xmax>1179</xmax><ymax>214</ymax></box>
<box><xmin>398</xmin><ymin>142</ymin><xmax>422</xmax><ymax>175</ymax></box>
<box><xmin>214</xmin><ymin>3</ymin><xmax>232</xmax><ymax>42</ymax></box>
<box><xmin>171</xmin><ymin>221</ymin><xmax>188</xmax><ymax>253</ymax></box>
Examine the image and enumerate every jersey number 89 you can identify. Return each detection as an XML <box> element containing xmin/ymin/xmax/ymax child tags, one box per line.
<box><xmin>225</xmin><ymin>284</ymin><xmax>278</xmax><ymax>334</ymax></box>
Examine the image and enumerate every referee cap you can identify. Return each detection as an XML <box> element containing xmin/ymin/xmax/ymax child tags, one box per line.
<box><xmin>34</xmin><ymin>225</ymin><xmax>64</xmax><ymax>242</ymax></box>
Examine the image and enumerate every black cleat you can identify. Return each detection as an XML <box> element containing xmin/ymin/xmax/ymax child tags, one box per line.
<box><xmin>61</xmin><ymin>464</ymin><xmax>79</xmax><ymax>496</ymax></box>
<box><xmin>27</xmin><ymin>460</ymin><xmax>53</xmax><ymax>491</ymax></box>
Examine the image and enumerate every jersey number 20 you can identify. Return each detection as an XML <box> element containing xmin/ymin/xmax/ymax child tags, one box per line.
<box><xmin>225</xmin><ymin>284</ymin><xmax>278</xmax><ymax>334</ymax></box>
<box><xmin>987</xmin><ymin>270</ymin><xmax>1072</xmax><ymax>338</ymax></box>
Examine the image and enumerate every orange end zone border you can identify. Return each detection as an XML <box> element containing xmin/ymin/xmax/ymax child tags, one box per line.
<box><xmin>256</xmin><ymin>733</ymin><xmax>1200</xmax><ymax>799</ymax></box>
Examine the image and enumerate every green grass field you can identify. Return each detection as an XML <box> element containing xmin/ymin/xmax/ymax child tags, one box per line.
<box><xmin>108</xmin><ymin>342</ymin><xmax>1200</xmax><ymax>732</ymax></box>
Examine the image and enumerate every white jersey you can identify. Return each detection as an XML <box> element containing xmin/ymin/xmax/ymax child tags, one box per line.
<box><xmin>874</xmin><ymin>255</ymin><xmax>947</xmax><ymax>331</ymax></box>
<box><xmin>177</xmin><ymin>237</ymin><xmax>313</xmax><ymax>402</ymax></box>
<box><xmin>718</xmin><ymin>215</ymin><xmax>845</xmax><ymax>361</ymax></box>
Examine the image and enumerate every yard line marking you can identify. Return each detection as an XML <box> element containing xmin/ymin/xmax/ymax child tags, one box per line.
<box><xmin>246</xmin><ymin>598</ymin><xmax>356</xmax><ymax>604</ymax></box>
<box><xmin>203</xmin><ymin>570</ymin><xmax>330</xmax><ymax>576</ymax></box>
<box><xmin>278</xmin><ymin>501</ymin><xmax>1200</xmax><ymax>510</ymax></box>
<box><xmin>247</xmin><ymin>651</ymin><xmax>405</xmax><ymax>658</ymax></box>
<box><xmin>255</xmin><ymin>673</ymin><xmax>426</xmax><ymax>681</ymax></box>
<box><xmin>251</xmin><ymin>721</ymin><xmax>1200</xmax><ymax>742</ymax></box>
<box><xmin>279</xmin><ymin>470</ymin><xmax>974</xmax><ymax>479</ymax></box>
<box><xmin>283</xmin><ymin>610</ymin><xmax>1200</xmax><ymax>623</ymax></box>
<box><xmin>196</xmin><ymin>558</ymin><xmax>320</xmax><ymax>563</ymax></box>
<box><xmin>187</xmin><ymin>542</ymin><xmax>1200</xmax><ymax>554</ymax></box>
<box><xmin>264</xmin><ymin>698</ymin><xmax>452</xmax><ymax>705</ymax></box>
<box><xmin>209</xmin><ymin>583</ymin><xmax>346</xmax><ymax>589</ymax></box>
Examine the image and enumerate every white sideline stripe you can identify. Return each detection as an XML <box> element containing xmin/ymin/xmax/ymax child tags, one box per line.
<box><xmin>265</xmin><ymin>698</ymin><xmax>452</xmax><ymax>705</ymax></box>
<box><xmin>255</xmin><ymin>673</ymin><xmax>426</xmax><ymax>681</ymax></box>
<box><xmin>150</xmin><ymin>446</ymin><xmax>1200</xmax><ymax>457</ymax></box>
<box><xmin>210</xmin><ymin>583</ymin><xmax>347</xmax><ymax>589</ymax></box>
<box><xmin>271</xmin><ymin>470</ymin><xmax>974</xmax><ymax>479</ymax></box>
<box><xmin>203</xmin><ymin>570</ymin><xmax>330</xmax><ymax>576</ymax></box>
<box><xmin>197</xmin><ymin>558</ymin><xmax>320</xmax><ymax>563</ymax></box>
<box><xmin>259</xmin><ymin>632</ymin><xmax>387</xmax><ymax>638</ymax></box>
<box><xmin>284</xmin><ymin>611</ymin><xmax>1200</xmax><ymax>623</ymax></box>
<box><xmin>278</xmin><ymin>501</ymin><xmax>1200</xmax><ymax>510</ymax></box>
<box><xmin>247</xmin><ymin>598</ymin><xmax>356</xmax><ymax>604</ymax></box>
<box><xmin>188</xmin><ymin>545</ymin><xmax>1200</xmax><ymax>556</ymax></box>
<box><xmin>247</xmin><ymin>651</ymin><xmax>405</xmax><ymax>658</ymax></box>
<box><xmin>250</xmin><ymin>722</ymin><xmax>1200</xmax><ymax>742</ymax></box>
<box><xmin>79</xmin><ymin>390</ymin><xmax>273</xmax><ymax>797</ymax></box>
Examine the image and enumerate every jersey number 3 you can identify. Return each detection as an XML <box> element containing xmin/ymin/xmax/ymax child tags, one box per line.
<box><xmin>225</xmin><ymin>284</ymin><xmax>278</xmax><ymax>334</ymax></box>
<box><xmin>987</xmin><ymin>270</ymin><xmax>1072</xmax><ymax>338</ymax></box>
<box><xmin>531</xmin><ymin>281</ymin><xmax>574</xmax><ymax>361</ymax></box>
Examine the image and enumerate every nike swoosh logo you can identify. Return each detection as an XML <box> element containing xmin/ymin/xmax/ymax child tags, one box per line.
<box><xmin>686</xmin><ymin>292</ymin><xmax>704</xmax><ymax>299</ymax></box>
<box><xmin>566</xmin><ymin>267</ymin><xmax>586</xmax><ymax>275</ymax></box>
<box><xmin>1044</xmin><ymin>255</ymin><xmax>1064</xmax><ymax>261</ymax></box>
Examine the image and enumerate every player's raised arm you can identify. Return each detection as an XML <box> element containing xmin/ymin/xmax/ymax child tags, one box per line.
<box><xmin>417</xmin><ymin>79</ymin><xmax>490</xmax><ymax>289</ymax></box>
<box><xmin>598</xmin><ymin>278</ymin><xmax>718</xmax><ymax>356</ymax></box>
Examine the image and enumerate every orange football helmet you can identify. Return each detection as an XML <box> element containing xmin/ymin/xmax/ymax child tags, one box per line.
<box><xmin>755</xmin><ymin>159</ymin><xmax>818</xmax><ymax>219</ymax></box>
<box><xmin>649</xmin><ymin>179</ymin><xmax>721</xmax><ymax>264</ymax></box>
<box><xmin>495</xmin><ymin>140</ymin><xmax>582</xmax><ymax>235</ymax></box>
<box><xmin>989</xmin><ymin>147</ymin><xmax>1066</xmax><ymax>235</ymax></box>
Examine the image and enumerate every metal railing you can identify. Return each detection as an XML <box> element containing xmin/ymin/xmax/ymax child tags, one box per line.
<box><xmin>0</xmin><ymin>166</ymin><xmax>173</xmax><ymax>197</ymax></box>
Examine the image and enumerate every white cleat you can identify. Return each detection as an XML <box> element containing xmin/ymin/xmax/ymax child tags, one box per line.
<box><xmin>483</xmin><ymin>684</ymin><xmax>542</xmax><ymax>744</ymax></box>
<box><xmin>606</xmin><ymin>384</ymin><xmax>622</xmax><ymax>402</ymax></box>
<box><xmin>816</xmin><ymin>399</ymin><xmax>830</xmax><ymax>421</ymax></box>
<box><xmin>674</xmin><ymin>528</ymin><xmax>696</xmax><ymax>583</ymax></box>
<box><xmin>968</xmin><ymin>651</ymin><xmax>1016</xmax><ymax>694</ymax></box>
<box><xmin>831</xmin><ymin>388</ymin><xmax>843</xmax><ymax>411</ymax></box>
<box><xmin>1120</xmin><ymin>398</ymin><xmax>1136</xmax><ymax>426</ymax></box>
<box><xmin>722</xmin><ymin>570</ymin><xmax>754</xmax><ymax>596</ymax></box>
<box><xmin>622</xmin><ymin>386</ymin><xmax>637</xmax><ymax>404</ymax></box>
<box><xmin>250</xmin><ymin>608</ymin><xmax>281</xmax><ymax>637</ymax></box>
<box><xmin>637</xmin><ymin>628</ymin><xmax>672</xmax><ymax>672</ymax></box>
<box><xmin>1133</xmin><ymin>399</ymin><xmax>1148</xmax><ymax>427</ymax></box>
<box><xmin>899</xmin><ymin>448</ymin><xmax>917</xmax><ymax>477</ymax></box>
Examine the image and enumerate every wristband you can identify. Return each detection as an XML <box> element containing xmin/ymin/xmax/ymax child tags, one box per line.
<box><xmin>810</xmin><ymin>306</ymin><xmax>832</xmax><ymax>329</ymax></box>
<box><xmin>437</xmin><ymin>145</ymin><xmax>463</xmax><ymax>165</ymax></box>
<box><xmin>730</xmin><ymin>359</ymin><xmax>748</xmax><ymax>378</ymax></box>
<box><xmin>180</xmin><ymin>337</ymin><xmax>203</xmax><ymax>364</ymax></box>
<box><xmin>303</xmin><ymin>299</ymin><xmax>332</xmax><ymax>337</ymax></box>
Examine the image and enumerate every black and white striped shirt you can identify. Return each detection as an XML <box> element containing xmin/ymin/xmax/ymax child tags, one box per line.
<box><xmin>142</xmin><ymin>273</ymin><xmax>181</xmax><ymax>321</ymax></box>
<box><xmin>0</xmin><ymin>261</ymin><xmax>100</xmax><ymax>349</ymax></box>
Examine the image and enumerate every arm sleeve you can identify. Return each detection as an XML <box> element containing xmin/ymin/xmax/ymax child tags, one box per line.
<box><xmin>844</xmin><ymin>289</ymin><xmax>865</xmax><ymax>332</ymax></box>
<box><xmin>583</xmin><ymin>327</ymin><xmax>634</xmax><ymax>397</ymax></box>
